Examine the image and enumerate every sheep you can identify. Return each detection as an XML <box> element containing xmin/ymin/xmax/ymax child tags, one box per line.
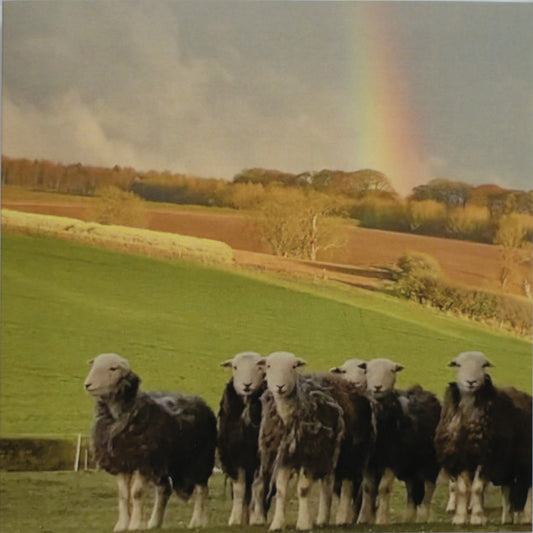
<box><xmin>84</xmin><ymin>353</ymin><xmax>217</xmax><ymax>531</ymax></box>
<box><xmin>216</xmin><ymin>351</ymin><xmax>267</xmax><ymax>526</ymax></box>
<box><xmin>256</xmin><ymin>351</ymin><xmax>347</xmax><ymax>531</ymax></box>
<box><xmin>329</xmin><ymin>358</ymin><xmax>368</xmax><ymax>525</ymax></box>
<box><xmin>311</xmin><ymin>371</ymin><xmax>373</xmax><ymax>526</ymax></box>
<box><xmin>329</xmin><ymin>358</ymin><xmax>367</xmax><ymax>391</ymax></box>
<box><xmin>434</xmin><ymin>350</ymin><xmax>532</xmax><ymax>526</ymax></box>
<box><xmin>355</xmin><ymin>358</ymin><xmax>441</xmax><ymax>525</ymax></box>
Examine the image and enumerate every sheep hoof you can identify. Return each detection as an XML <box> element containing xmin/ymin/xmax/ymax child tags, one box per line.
<box><xmin>269</xmin><ymin>518</ymin><xmax>285</xmax><ymax>531</ymax></box>
<box><xmin>470</xmin><ymin>513</ymin><xmax>487</xmax><ymax>526</ymax></box>
<box><xmin>452</xmin><ymin>515</ymin><xmax>467</xmax><ymax>526</ymax></box>
<box><xmin>520</xmin><ymin>515</ymin><xmax>533</xmax><ymax>525</ymax></box>
<box><xmin>297</xmin><ymin>517</ymin><xmax>314</xmax><ymax>530</ymax></box>
<box><xmin>250</xmin><ymin>515</ymin><xmax>266</xmax><ymax>526</ymax></box>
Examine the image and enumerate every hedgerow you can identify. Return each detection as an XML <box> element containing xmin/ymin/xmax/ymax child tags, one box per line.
<box><xmin>392</xmin><ymin>252</ymin><xmax>531</xmax><ymax>336</ymax></box>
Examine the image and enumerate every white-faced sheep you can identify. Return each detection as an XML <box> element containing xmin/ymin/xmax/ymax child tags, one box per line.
<box><xmin>84</xmin><ymin>353</ymin><xmax>217</xmax><ymax>531</ymax></box>
<box><xmin>434</xmin><ymin>350</ymin><xmax>532</xmax><ymax>526</ymax></box>
<box><xmin>355</xmin><ymin>358</ymin><xmax>441</xmax><ymax>525</ymax></box>
<box><xmin>217</xmin><ymin>351</ymin><xmax>267</xmax><ymax>526</ymax></box>
<box><xmin>329</xmin><ymin>358</ymin><xmax>367</xmax><ymax>391</ymax></box>
<box><xmin>256</xmin><ymin>352</ymin><xmax>347</xmax><ymax>531</ymax></box>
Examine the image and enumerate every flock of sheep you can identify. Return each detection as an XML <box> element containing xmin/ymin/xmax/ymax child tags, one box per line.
<box><xmin>84</xmin><ymin>350</ymin><xmax>532</xmax><ymax>531</ymax></box>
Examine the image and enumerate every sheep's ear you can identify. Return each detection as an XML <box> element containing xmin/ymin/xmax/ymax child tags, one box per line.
<box><xmin>448</xmin><ymin>360</ymin><xmax>459</xmax><ymax>367</ymax></box>
<box><xmin>395</xmin><ymin>364</ymin><xmax>404</xmax><ymax>373</ymax></box>
<box><xmin>358</xmin><ymin>362</ymin><xmax>367</xmax><ymax>370</ymax></box>
<box><xmin>256</xmin><ymin>358</ymin><xmax>266</xmax><ymax>367</ymax></box>
<box><xmin>294</xmin><ymin>358</ymin><xmax>307</xmax><ymax>368</ymax></box>
<box><xmin>220</xmin><ymin>359</ymin><xmax>233</xmax><ymax>368</ymax></box>
<box><xmin>330</xmin><ymin>367</ymin><xmax>342</xmax><ymax>374</ymax></box>
<box><xmin>483</xmin><ymin>360</ymin><xmax>493</xmax><ymax>368</ymax></box>
<box><xmin>87</xmin><ymin>359</ymin><xmax>94</xmax><ymax>366</ymax></box>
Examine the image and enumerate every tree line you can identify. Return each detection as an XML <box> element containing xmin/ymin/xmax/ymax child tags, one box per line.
<box><xmin>2</xmin><ymin>156</ymin><xmax>532</xmax><ymax>249</ymax></box>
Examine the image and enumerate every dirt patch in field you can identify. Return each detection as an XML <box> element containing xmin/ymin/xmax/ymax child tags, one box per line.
<box><xmin>3</xmin><ymin>201</ymin><xmax>531</xmax><ymax>297</ymax></box>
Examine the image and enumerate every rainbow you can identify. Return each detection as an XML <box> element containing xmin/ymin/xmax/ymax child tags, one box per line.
<box><xmin>346</xmin><ymin>3</ymin><xmax>427</xmax><ymax>196</ymax></box>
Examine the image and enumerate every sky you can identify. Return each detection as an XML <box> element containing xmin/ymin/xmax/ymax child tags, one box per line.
<box><xmin>2</xmin><ymin>1</ymin><xmax>532</xmax><ymax>196</ymax></box>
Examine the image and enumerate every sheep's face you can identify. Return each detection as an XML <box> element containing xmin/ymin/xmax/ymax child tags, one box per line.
<box><xmin>221</xmin><ymin>351</ymin><xmax>265</xmax><ymax>398</ymax></box>
<box><xmin>330</xmin><ymin>358</ymin><xmax>367</xmax><ymax>390</ymax></box>
<box><xmin>449</xmin><ymin>351</ymin><xmax>492</xmax><ymax>394</ymax></box>
<box><xmin>360</xmin><ymin>358</ymin><xmax>403</xmax><ymax>396</ymax></box>
<box><xmin>258</xmin><ymin>351</ymin><xmax>306</xmax><ymax>399</ymax></box>
<box><xmin>84</xmin><ymin>353</ymin><xmax>131</xmax><ymax>398</ymax></box>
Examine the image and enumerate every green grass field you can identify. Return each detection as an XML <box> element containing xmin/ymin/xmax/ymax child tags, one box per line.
<box><xmin>0</xmin><ymin>470</ymin><xmax>530</xmax><ymax>533</ymax></box>
<box><xmin>1</xmin><ymin>232</ymin><xmax>532</xmax><ymax>532</ymax></box>
<box><xmin>1</xmin><ymin>232</ymin><xmax>531</xmax><ymax>437</ymax></box>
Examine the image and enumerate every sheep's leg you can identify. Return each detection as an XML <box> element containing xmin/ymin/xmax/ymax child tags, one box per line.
<box><xmin>469</xmin><ymin>467</ymin><xmax>487</xmax><ymax>525</ymax></box>
<box><xmin>316</xmin><ymin>474</ymin><xmax>333</xmax><ymax>526</ymax></box>
<box><xmin>501</xmin><ymin>486</ymin><xmax>512</xmax><ymax>524</ymax></box>
<box><xmin>452</xmin><ymin>471</ymin><xmax>471</xmax><ymax>525</ymax></box>
<box><xmin>128</xmin><ymin>470</ymin><xmax>146</xmax><ymax>531</ymax></box>
<box><xmin>375</xmin><ymin>468</ymin><xmax>395</xmax><ymax>525</ymax></box>
<box><xmin>269</xmin><ymin>467</ymin><xmax>291</xmax><ymax>531</ymax></box>
<box><xmin>250</xmin><ymin>471</ymin><xmax>266</xmax><ymax>525</ymax></box>
<box><xmin>446</xmin><ymin>478</ymin><xmax>456</xmax><ymax>513</ymax></box>
<box><xmin>335</xmin><ymin>479</ymin><xmax>354</xmax><ymax>525</ymax></box>
<box><xmin>520</xmin><ymin>487</ymin><xmax>532</xmax><ymax>524</ymax></box>
<box><xmin>114</xmin><ymin>473</ymin><xmax>132</xmax><ymax>532</ymax></box>
<box><xmin>188</xmin><ymin>484</ymin><xmax>209</xmax><ymax>528</ymax></box>
<box><xmin>417</xmin><ymin>480</ymin><xmax>435</xmax><ymax>523</ymax></box>
<box><xmin>403</xmin><ymin>480</ymin><xmax>417</xmax><ymax>523</ymax></box>
<box><xmin>357</xmin><ymin>471</ymin><xmax>377</xmax><ymax>524</ymax></box>
<box><xmin>295</xmin><ymin>468</ymin><xmax>314</xmax><ymax>531</ymax></box>
<box><xmin>147</xmin><ymin>480</ymin><xmax>172</xmax><ymax>529</ymax></box>
<box><xmin>228</xmin><ymin>468</ymin><xmax>247</xmax><ymax>526</ymax></box>
<box><xmin>514</xmin><ymin>487</ymin><xmax>533</xmax><ymax>525</ymax></box>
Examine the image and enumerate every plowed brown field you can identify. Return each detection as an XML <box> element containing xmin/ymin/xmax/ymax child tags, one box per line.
<box><xmin>3</xmin><ymin>201</ymin><xmax>531</xmax><ymax>297</ymax></box>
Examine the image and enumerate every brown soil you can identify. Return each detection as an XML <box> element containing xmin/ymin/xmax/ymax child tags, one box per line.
<box><xmin>3</xmin><ymin>201</ymin><xmax>531</xmax><ymax>297</ymax></box>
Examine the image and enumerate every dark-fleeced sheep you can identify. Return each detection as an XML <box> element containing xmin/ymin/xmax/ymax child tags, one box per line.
<box><xmin>355</xmin><ymin>358</ymin><xmax>441</xmax><ymax>525</ymax></box>
<box><xmin>320</xmin><ymin>372</ymin><xmax>374</xmax><ymax>525</ymax></box>
<box><xmin>256</xmin><ymin>352</ymin><xmax>346</xmax><ymax>531</ymax></box>
<box><xmin>84</xmin><ymin>353</ymin><xmax>217</xmax><ymax>531</ymax></box>
<box><xmin>434</xmin><ymin>350</ymin><xmax>532</xmax><ymax>525</ymax></box>
<box><xmin>217</xmin><ymin>351</ymin><xmax>267</xmax><ymax>526</ymax></box>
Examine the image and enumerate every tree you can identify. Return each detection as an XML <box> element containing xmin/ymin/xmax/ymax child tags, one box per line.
<box><xmin>233</xmin><ymin>168</ymin><xmax>298</xmax><ymax>187</ymax></box>
<box><xmin>494</xmin><ymin>213</ymin><xmax>533</xmax><ymax>294</ymax></box>
<box><xmin>253</xmin><ymin>186</ymin><xmax>346</xmax><ymax>260</ymax></box>
<box><xmin>409</xmin><ymin>179</ymin><xmax>472</xmax><ymax>209</ymax></box>
<box><xmin>307</xmin><ymin>168</ymin><xmax>396</xmax><ymax>198</ymax></box>
<box><xmin>90</xmin><ymin>186</ymin><xmax>148</xmax><ymax>228</ymax></box>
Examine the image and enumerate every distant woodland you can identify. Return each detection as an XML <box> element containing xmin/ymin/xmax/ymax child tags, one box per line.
<box><xmin>2</xmin><ymin>155</ymin><xmax>532</xmax><ymax>246</ymax></box>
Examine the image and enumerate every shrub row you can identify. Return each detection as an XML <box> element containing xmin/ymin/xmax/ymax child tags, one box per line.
<box><xmin>392</xmin><ymin>252</ymin><xmax>532</xmax><ymax>336</ymax></box>
<box><xmin>0</xmin><ymin>437</ymin><xmax>89</xmax><ymax>471</ymax></box>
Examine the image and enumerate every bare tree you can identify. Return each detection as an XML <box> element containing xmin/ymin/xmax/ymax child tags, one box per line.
<box><xmin>494</xmin><ymin>213</ymin><xmax>533</xmax><ymax>295</ymax></box>
<box><xmin>254</xmin><ymin>186</ymin><xmax>346</xmax><ymax>260</ymax></box>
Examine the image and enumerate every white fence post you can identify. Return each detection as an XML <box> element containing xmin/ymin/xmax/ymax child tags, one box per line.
<box><xmin>74</xmin><ymin>433</ymin><xmax>82</xmax><ymax>472</ymax></box>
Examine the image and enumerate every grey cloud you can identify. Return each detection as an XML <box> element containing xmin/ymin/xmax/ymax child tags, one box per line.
<box><xmin>2</xmin><ymin>1</ymin><xmax>532</xmax><ymax>191</ymax></box>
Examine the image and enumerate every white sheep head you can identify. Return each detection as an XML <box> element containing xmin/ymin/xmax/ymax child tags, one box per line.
<box><xmin>221</xmin><ymin>351</ymin><xmax>265</xmax><ymax>399</ymax></box>
<box><xmin>330</xmin><ymin>358</ymin><xmax>367</xmax><ymax>390</ymax></box>
<box><xmin>84</xmin><ymin>353</ymin><xmax>140</xmax><ymax>400</ymax></box>
<box><xmin>257</xmin><ymin>351</ymin><xmax>307</xmax><ymax>399</ymax></box>
<box><xmin>449</xmin><ymin>351</ymin><xmax>493</xmax><ymax>393</ymax></box>
<box><xmin>359</xmin><ymin>358</ymin><xmax>404</xmax><ymax>395</ymax></box>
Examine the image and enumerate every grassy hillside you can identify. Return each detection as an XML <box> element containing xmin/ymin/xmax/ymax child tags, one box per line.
<box><xmin>1</xmin><ymin>233</ymin><xmax>530</xmax><ymax>437</ymax></box>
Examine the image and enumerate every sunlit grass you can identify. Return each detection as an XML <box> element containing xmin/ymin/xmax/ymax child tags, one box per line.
<box><xmin>1</xmin><ymin>233</ymin><xmax>530</xmax><ymax>437</ymax></box>
<box><xmin>1</xmin><ymin>209</ymin><xmax>234</xmax><ymax>265</ymax></box>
